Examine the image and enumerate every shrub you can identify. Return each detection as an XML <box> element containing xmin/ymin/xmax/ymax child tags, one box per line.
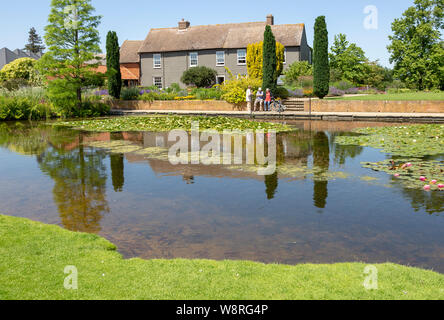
<box><xmin>332</xmin><ymin>80</ymin><xmax>354</xmax><ymax>91</ymax></box>
<box><xmin>190</xmin><ymin>87</ymin><xmax>222</xmax><ymax>100</ymax></box>
<box><xmin>329</xmin><ymin>87</ymin><xmax>345</xmax><ymax>96</ymax></box>
<box><xmin>274</xmin><ymin>87</ymin><xmax>289</xmax><ymax>99</ymax></box>
<box><xmin>221</xmin><ymin>73</ymin><xmax>262</xmax><ymax>105</ymax></box>
<box><xmin>288</xmin><ymin>89</ymin><xmax>304</xmax><ymax>97</ymax></box>
<box><xmin>283</xmin><ymin>61</ymin><xmax>313</xmax><ymax>86</ymax></box>
<box><xmin>121</xmin><ymin>87</ymin><xmax>140</xmax><ymax>100</ymax></box>
<box><xmin>0</xmin><ymin>58</ymin><xmax>40</xmax><ymax>85</ymax></box>
<box><xmin>181</xmin><ymin>66</ymin><xmax>217</xmax><ymax>88</ymax></box>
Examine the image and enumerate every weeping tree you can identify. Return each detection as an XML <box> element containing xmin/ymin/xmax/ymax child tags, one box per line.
<box><xmin>313</xmin><ymin>16</ymin><xmax>330</xmax><ymax>99</ymax></box>
<box><xmin>106</xmin><ymin>31</ymin><xmax>122</xmax><ymax>99</ymax></box>
<box><xmin>262</xmin><ymin>25</ymin><xmax>277</xmax><ymax>94</ymax></box>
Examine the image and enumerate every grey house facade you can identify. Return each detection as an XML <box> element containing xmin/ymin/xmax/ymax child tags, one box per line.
<box><xmin>138</xmin><ymin>15</ymin><xmax>311</xmax><ymax>89</ymax></box>
<box><xmin>0</xmin><ymin>47</ymin><xmax>42</xmax><ymax>70</ymax></box>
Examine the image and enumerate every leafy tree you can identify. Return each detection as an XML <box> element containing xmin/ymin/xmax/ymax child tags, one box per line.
<box><xmin>181</xmin><ymin>66</ymin><xmax>217</xmax><ymax>88</ymax></box>
<box><xmin>262</xmin><ymin>25</ymin><xmax>277</xmax><ymax>93</ymax></box>
<box><xmin>387</xmin><ymin>0</ymin><xmax>444</xmax><ymax>90</ymax></box>
<box><xmin>247</xmin><ymin>41</ymin><xmax>285</xmax><ymax>80</ymax></box>
<box><xmin>106</xmin><ymin>31</ymin><xmax>122</xmax><ymax>99</ymax></box>
<box><xmin>313</xmin><ymin>16</ymin><xmax>330</xmax><ymax>99</ymax></box>
<box><xmin>40</xmin><ymin>0</ymin><xmax>102</xmax><ymax>110</ymax></box>
<box><xmin>329</xmin><ymin>33</ymin><xmax>368</xmax><ymax>85</ymax></box>
<box><xmin>283</xmin><ymin>61</ymin><xmax>313</xmax><ymax>86</ymax></box>
<box><xmin>24</xmin><ymin>27</ymin><xmax>45</xmax><ymax>54</ymax></box>
<box><xmin>364</xmin><ymin>61</ymin><xmax>394</xmax><ymax>90</ymax></box>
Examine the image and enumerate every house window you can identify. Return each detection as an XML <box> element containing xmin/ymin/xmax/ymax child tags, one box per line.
<box><xmin>153</xmin><ymin>77</ymin><xmax>162</xmax><ymax>89</ymax></box>
<box><xmin>216</xmin><ymin>75</ymin><xmax>225</xmax><ymax>84</ymax></box>
<box><xmin>153</xmin><ymin>54</ymin><xmax>161</xmax><ymax>68</ymax></box>
<box><xmin>237</xmin><ymin>49</ymin><xmax>246</xmax><ymax>65</ymax></box>
<box><xmin>189</xmin><ymin>52</ymin><xmax>198</xmax><ymax>67</ymax></box>
<box><xmin>283</xmin><ymin>48</ymin><xmax>287</xmax><ymax>64</ymax></box>
<box><xmin>216</xmin><ymin>51</ymin><xmax>225</xmax><ymax>66</ymax></box>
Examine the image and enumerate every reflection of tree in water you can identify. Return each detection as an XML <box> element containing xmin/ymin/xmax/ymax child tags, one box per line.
<box><xmin>265</xmin><ymin>171</ymin><xmax>278</xmax><ymax>200</ymax></box>
<box><xmin>313</xmin><ymin>132</ymin><xmax>330</xmax><ymax>209</ymax></box>
<box><xmin>109</xmin><ymin>133</ymin><xmax>125</xmax><ymax>192</ymax></box>
<box><xmin>331</xmin><ymin>133</ymin><xmax>364</xmax><ymax>165</ymax></box>
<box><xmin>38</xmin><ymin>135</ymin><xmax>109</xmax><ymax>233</ymax></box>
<box><xmin>110</xmin><ymin>154</ymin><xmax>125</xmax><ymax>192</ymax></box>
<box><xmin>396</xmin><ymin>184</ymin><xmax>444</xmax><ymax>215</ymax></box>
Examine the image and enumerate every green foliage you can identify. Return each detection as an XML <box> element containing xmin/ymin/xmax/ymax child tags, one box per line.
<box><xmin>247</xmin><ymin>41</ymin><xmax>285</xmax><ymax>80</ymax></box>
<box><xmin>387</xmin><ymin>0</ymin><xmax>444</xmax><ymax>90</ymax></box>
<box><xmin>221</xmin><ymin>71</ymin><xmax>262</xmax><ymax>105</ymax></box>
<box><xmin>181</xmin><ymin>66</ymin><xmax>217</xmax><ymax>88</ymax></box>
<box><xmin>283</xmin><ymin>61</ymin><xmax>313</xmax><ymax>86</ymax></box>
<box><xmin>274</xmin><ymin>86</ymin><xmax>289</xmax><ymax>99</ymax></box>
<box><xmin>190</xmin><ymin>87</ymin><xmax>222</xmax><ymax>100</ymax></box>
<box><xmin>0</xmin><ymin>96</ymin><xmax>53</xmax><ymax>120</ymax></box>
<box><xmin>121</xmin><ymin>87</ymin><xmax>140</xmax><ymax>100</ymax></box>
<box><xmin>329</xmin><ymin>34</ymin><xmax>368</xmax><ymax>85</ymax></box>
<box><xmin>262</xmin><ymin>26</ymin><xmax>277</xmax><ymax>93</ymax></box>
<box><xmin>0</xmin><ymin>58</ymin><xmax>41</xmax><ymax>87</ymax></box>
<box><xmin>24</xmin><ymin>27</ymin><xmax>45</xmax><ymax>54</ymax></box>
<box><xmin>41</xmin><ymin>0</ymin><xmax>102</xmax><ymax>110</ymax></box>
<box><xmin>139</xmin><ymin>92</ymin><xmax>176</xmax><ymax>101</ymax></box>
<box><xmin>313</xmin><ymin>16</ymin><xmax>330</xmax><ymax>99</ymax></box>
<box><xmin>54</xmin><ymin>115</ymin><xmax>292</xmax><ymax>133</ymax></box>
<box><xmin>106</xmin><ymin>31</ymin><xmax>122</xmax><ymax>99</ymax></box>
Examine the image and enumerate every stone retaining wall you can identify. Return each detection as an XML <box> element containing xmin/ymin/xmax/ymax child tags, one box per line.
<box><xmin>306</xmin><ymin>100</ymin><xmax>444</xmax><ymax>113</ymax></box>
<box><xmin>109</xmin><ymin>100</ymin><xmax>246</xmax><ymax>111</ymax></box>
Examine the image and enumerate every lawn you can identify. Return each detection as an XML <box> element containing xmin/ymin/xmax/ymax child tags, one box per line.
<box><xmin>328</xmin><ymin>91</ymin><xmax>444</xmax><ymax>101</ymax></box>
<box><xmin>0</xmin><ymin>214</ymin><xmax>443</xmax><ymax>300</ymax></box>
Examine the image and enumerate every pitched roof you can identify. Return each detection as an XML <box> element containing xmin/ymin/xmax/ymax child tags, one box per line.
<box><xmin>138</xmin><ymin>22</ymin><xmax>305</xmax><ymax>53</ymax></box>
<box><xmin>120</xmin><ymin>40</ymin><xmax>143</xmax><ymax>63</ymax></box>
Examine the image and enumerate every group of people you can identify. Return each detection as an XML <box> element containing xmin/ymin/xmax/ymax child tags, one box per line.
<box><xmin>246</xmin><ymin>86</ymin><xmax>273</xmax><ymax>112</ymax></box>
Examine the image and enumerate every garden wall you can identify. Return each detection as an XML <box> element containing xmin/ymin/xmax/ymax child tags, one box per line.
<box><xmin>306</xmin><ymin>100</ymin><xmax>444</xmax><ymax>113</ymax></box>
<box><xmin>109</xmin><ymin>100</ymin><xmax>246</xmax><ymax>111</ymax></box>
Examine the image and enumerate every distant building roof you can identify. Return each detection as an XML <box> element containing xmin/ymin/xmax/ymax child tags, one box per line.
<box><xmin>0</xmin><ymin>47</ymin><xmax>42</xmax><ymax>70</ymax></box>
<box><xmin>120</xmin><ymin>40</ymin><xmax>143</xmax><ymax>63</ymax></box>
<box><xmin>138</xmin><ymin>20</ymin><xmax>306</xmax><ymax>53</ymax></box>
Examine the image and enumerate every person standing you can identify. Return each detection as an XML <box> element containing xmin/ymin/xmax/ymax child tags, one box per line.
<box><xmin>264</xmin><ymin>88</ymin><xmax>272</xmax><ymax>111</ymax></box>
<box><xmin>254</xmin><ymin>87</ymin><xmax>264</xmax><ymax>112</ymax></box>
<box><xmin>246</xmin><ymin>86</ymin><xmax>253</xmax><ymax>113</ymax></box>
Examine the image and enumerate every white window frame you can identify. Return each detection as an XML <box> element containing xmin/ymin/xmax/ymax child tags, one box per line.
<box><xmin>216</xmin><ymin>51</ymin><xmax>225</xmax><ymax>66</ymax></box>
<box><xmin>153</xmin><ymin>54</ymin><xmax>162</xmax><ymax>69</ymax></box>
<box><xmin>237</xmin><ymin>49</ymin><xmax>247</xmax><ymax>65</ymax></box>
<box><xmin>283</xmin><ymin>48</ymin><xmax>287</xmax><ymax>64</ymax></box>
<box><xmin>153</xmin><ymin>77</ymin><xmax>163</xmax><ymax>89</ymax></box>
<box><xmin>189</xmin><ymin>52</ymin><xmax>198</xmax><ymax>67</ymax></box>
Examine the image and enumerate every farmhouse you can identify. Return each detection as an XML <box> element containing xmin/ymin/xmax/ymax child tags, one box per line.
<box><xmin>137</xmin><ymin>15</ymin><xmax>312</xmax><ymax>88</ymax></box>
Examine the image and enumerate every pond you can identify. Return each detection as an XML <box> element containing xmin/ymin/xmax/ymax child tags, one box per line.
<box><xmin>0</xmin><ymin>119</ymin><xmax>443</xmax><ymax>272</ymax></box>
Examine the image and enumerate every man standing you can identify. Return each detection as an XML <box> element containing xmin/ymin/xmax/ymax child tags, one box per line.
<box><xmin>246</xmin><ymin>86</ymin><xmax>253</xmax><ymax>113</ymax></box>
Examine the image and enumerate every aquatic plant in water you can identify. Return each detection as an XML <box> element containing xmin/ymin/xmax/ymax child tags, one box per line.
<box><xmin>335</xmin><ymin>125</ymin><xmax>444</xmax><ymax>191</ymax></box>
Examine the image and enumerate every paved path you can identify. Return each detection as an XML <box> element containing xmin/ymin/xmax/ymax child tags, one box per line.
<box><xmin>110</xmin><ymin>109</ymin><xmax>444</xmax><ymax>122</ymax></box>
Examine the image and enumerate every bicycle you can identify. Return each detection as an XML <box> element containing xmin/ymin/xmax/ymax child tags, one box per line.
<box><xmin>271</xmin><ymin>98</ymin><xmax>286</xmax><ymax>113</ymax></box>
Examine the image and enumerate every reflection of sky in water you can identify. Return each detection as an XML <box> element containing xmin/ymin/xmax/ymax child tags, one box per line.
<box><xmin>0</xmin><ymin>121</ymin><xmax>443</xmax><ymax>273</ymax></box>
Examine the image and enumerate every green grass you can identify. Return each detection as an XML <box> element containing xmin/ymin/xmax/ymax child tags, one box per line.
<box><xmin>328</xmin><ymin>91</ymin><xmax>444</xmax><ymax>101</ymax></box>
<box><xmin>1</xmin><ymin>214</ymin><xmax>443</xmax><ymax>300</ymax></box>
<box><xmin>51</xmin><ymin>115</ymin><xmax>293</xmax><ymax>133</ymax></box>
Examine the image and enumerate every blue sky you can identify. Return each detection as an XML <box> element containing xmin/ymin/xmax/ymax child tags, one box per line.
<box><xmin>0</xmin><ymin>0</ymin><xmax>414</xmax><ymax>67</ymax></box>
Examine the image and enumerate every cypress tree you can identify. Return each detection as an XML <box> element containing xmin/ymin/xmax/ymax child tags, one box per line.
<box><xmin>313</xmin><ymin>16</ymin><xmax>330</xmax><ymax>99</ymax></box>
<box><xmin>262</xmin><ymin>25</ymin><xmax>277</xmax><ymax>94</ymax></box>
<box><xmin>106</xmin><ymin>31</ymin><xmax>122</xmax><ymax>99</ymax></box>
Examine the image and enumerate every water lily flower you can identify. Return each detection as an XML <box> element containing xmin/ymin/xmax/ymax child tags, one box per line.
<box><xmin>420</xmin><ymin>176</ymin><xmax>427</xmax><ymax>181</ymax></box>
<box><xmin>394</xmin><ymin>173</ymin><xmax>400</xmax><ymax>177</ymax></box>
<box><xmin>423</xmin><ymin>185</ymin><xmax>431</xmax><ymax>191</ymax></box>
<box><xmin>438</xmin><ymin>184</ymin><xmax>444</xmax><ymax>189</ymax></box>
<box><xmin>431</xmin><ymin>180</ymin><xmax>437</xmax><ymax>185</ymax></box>
<box><xmin>406</xmin><ymin>163</ymin><xmax>412</xmax><ymax>167</ymax></box>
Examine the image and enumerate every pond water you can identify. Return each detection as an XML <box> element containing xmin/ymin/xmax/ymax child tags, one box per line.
<box><xmin>0</xmin><ymin>120</ymin><xmax>443</xmax><ymax>272</ymax></box>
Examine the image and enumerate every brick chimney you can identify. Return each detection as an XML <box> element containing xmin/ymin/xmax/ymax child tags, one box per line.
<box><xmin>266</xmin><ymin>14</ymin><xmax>274</xmax><ymax>25</ymax></box>
<box><xmin>178</xmin><ymin>19</ymin><xmax>190</xmax><ymax>30</ymax></box>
